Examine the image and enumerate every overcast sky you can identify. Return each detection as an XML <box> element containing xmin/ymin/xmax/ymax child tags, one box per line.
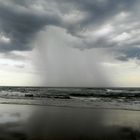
<box><xmin>0</xmin><ymin>0</ymin><xmax>140</xmax><ymax>87</ymax></box>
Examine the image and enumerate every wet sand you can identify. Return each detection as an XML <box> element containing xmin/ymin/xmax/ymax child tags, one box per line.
<box><xmin>0</xmin><ymin>104</ymin><xmax>140</xmax><ymax>139</ymax></box>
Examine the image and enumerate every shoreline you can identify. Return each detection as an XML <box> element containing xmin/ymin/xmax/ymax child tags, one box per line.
<box><xmin>1</xmin><ymin>102</ymin><xmax>140</xmax><ymax>112</ymax></box>
<box><xmin>0</xmin><ymin>96</ymin><xmax>140</xmax><ymax>112</ymax></box>
<box><xmin>0</xmin><ymin>102</ymin><xmax>140</xmax><ymax>139</ymax></box>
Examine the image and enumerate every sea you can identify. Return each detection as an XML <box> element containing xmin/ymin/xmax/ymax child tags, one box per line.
<box><xmin>0</xmin><ymin>86</ymin><xmax>140</xmax><ymax>110</ymax></box>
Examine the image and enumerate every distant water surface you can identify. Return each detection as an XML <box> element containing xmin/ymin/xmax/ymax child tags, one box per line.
<box><xmin>0</xmin><ymin>87</ymin><xmax>140</xmax><ymax>110</ymax></box>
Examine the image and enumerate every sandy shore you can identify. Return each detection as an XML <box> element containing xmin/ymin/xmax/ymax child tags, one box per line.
<box><xmin>0</xmin><ymin>103</ymin><xmax>140</xmax><ymax>127</ymax></box>
<box><xmin>0</xmin><ymin>103</ymin><xmax>140</xmax><ymax>139</ymax></box>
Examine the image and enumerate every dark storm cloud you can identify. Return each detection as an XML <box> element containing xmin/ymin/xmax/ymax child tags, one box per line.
<box><xmin>53</xmin><ymin>0</ymin><xmax>140</xmax><ymax>61</ymax></box>
<box><xmin>48</xmin><ymin>0</ymin><xmax>137</xmax><ymax>35</ymax></box>
<box><xmin>47</xmin><ymin>0</ymin><xmax>140</xmax><ymax>62</ymax></box>
<box><xmin>116</xmin><ymin>47</ymin><xmax>140</xmax><ymax>61</ymax></box>
<box><xmin>0</xmin><ymin>0</ymin><xmax>140</xmax><ymax>61</ymax></box>
<box><xmin>0</xmin><ymin>0</ymin><xmax>61</xmax><ymax>52</ymax></box>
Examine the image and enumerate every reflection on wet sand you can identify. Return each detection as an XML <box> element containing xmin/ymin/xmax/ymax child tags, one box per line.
<box><xmin>0</xmin><ymin>104</ymin><xmax>140</xmax><ymax>140</ymax></box>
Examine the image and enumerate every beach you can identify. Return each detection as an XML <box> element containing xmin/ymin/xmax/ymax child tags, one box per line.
<box><xmin>0</xmin><ymin>0</ymin><xmax>140</xmax><ymax>139</ymax></box>
<box><xmin>0</xmin><ymin>87</ymin><xmax>140</xmax><ymax>139</ymax></box>
<box><xmin>0</xmin><ymin>102</ymin><xmax>140</xmax><ymax>140</ymax></box>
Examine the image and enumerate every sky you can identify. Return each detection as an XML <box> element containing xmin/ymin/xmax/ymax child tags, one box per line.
<box><xmin>0</xmin><ymin>0</ymin><xmax>140</xmax><ymax>87</ymax></box>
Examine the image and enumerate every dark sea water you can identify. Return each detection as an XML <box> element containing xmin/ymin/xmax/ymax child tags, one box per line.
<box><xmin>0</xmin><ymin>87</ymin><xmax>140</xmax><ymax>110</ymax></box>
<box><xmin>0</xmin><ymin>86</ymin><xmax>140</xmax><ymax>98</ymax></box>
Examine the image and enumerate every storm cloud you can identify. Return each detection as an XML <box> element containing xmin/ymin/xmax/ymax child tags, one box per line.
<box><xmin>0</xmin><ymin>0</ymin><xmax>140</xmax><ymax>59</ymax></box>
<box><xmin>0</xmin><ymin>0</ymin><xmax>140</xmax><ymax>86</ymax></box>
<box><xmin>0</xmin><ymin>0</ymin><xmax>61</xmax><ymax>52</ymax></box>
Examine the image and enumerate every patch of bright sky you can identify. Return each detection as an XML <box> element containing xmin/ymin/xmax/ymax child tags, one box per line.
<box><xmin>0</xmin><ymin>34</ymin><xmax>10</xmax><ymax>43</ymax></box>
<box><xmin>102</xmin><ymin>59</ymin><xmax>140</xmax><ymax>87</ymax></box>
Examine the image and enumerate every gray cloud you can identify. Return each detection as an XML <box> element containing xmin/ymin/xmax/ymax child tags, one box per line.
<box><xmin>46</xmin><ymin>0</ymin><xmax>137</xmax><ymax>36</ymax></box>
<box><xmin>0</xmin><ymin>0</ymin><xmax>140</xmax><ymax>62</ymax></box>
<box><xmin>116</xmin><ymin>47</ymin><xmax>140</xmax><ymax>61</ymax></box>
<box><xmin>0</xmin><ymin>52</ymin><xmax>27</xmax><ymax>61</ymax></box>
<box><xmin>0</xmin><ymin>0</ymin><xmax>61</xmax><ymax>52</ymax></box>
<box><xmin>48</xmin><ymin>0</ymin><xmax>140</xmax><ymax>61</ymax></box>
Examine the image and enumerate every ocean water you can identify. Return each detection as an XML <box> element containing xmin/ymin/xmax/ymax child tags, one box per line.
<box><xmin>0</xmin><ymin>87</ymin><xmax>140</xmax><ymax>110</ymax></box>
<box><xmin>0</xmin><ymin>87</ymin><xmax>140</xmax><ymax>98</ymax></box>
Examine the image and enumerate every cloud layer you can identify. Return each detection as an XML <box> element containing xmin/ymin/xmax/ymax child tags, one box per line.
<box><xmin>0</xmin><ymin>0</ymin><xmax>139</xmax><ymax>60</ymax></box>
<box><xmin>0</xmin><ymin>0</ymin><xmax>140</xmax><ymax>86</ymax></box>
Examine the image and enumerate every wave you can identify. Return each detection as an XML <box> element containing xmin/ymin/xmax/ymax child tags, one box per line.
<box><xmin>0</xmin><ymin>87</ymin><xmax>140</xmax><ymax>101</ymax></box>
